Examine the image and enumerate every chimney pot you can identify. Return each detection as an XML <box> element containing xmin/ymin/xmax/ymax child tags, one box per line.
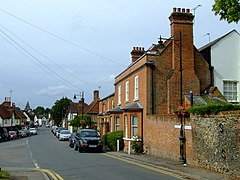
<box><xmin>186</xmin><ymin>9</ymin><xmax>190</xmax><ymax>13</ymax></box>
<box><xmin>182</xmin><ymin>8</ymin><xmax>185</xmax><ymax>13</ymax></box>
<box><xmin>173</xmin><ymin>7</ymin><xmax>176</xmax><ymax>12</ymax></box>
<box><xmin>177</xmin><ymin>8</ymin><xmax>181</xmax><ymax>12</ymax></box>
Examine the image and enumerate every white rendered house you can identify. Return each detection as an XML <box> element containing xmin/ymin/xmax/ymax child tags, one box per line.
<box><xmin>199</xmin><ymin>30</ymin><xmax>240</xmax><ymax>103</ymax></box>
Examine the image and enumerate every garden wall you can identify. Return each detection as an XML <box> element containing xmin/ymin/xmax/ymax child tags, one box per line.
<box><xmin>192</xmin><ymin>111</ymin><xmax>240</xmax><ymax>177</ymax></box>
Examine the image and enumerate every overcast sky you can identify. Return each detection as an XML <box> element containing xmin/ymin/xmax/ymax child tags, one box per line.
<box><xmin>0</xmin><ymin>0</ymin><xmax>239</xmax><ymax>109</ymax></box>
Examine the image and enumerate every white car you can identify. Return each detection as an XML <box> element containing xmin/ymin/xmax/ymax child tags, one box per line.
<box><xmin>58</xmin><ymin>130</ymin><xmax>71</xmax><ymax>141</ymax></box>
<box><xmin>29</xmin><ymin>128</ymin><xmax>38</xmax><ymax>135</ymax></box>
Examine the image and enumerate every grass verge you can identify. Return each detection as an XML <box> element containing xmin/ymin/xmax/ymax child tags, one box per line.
<box><xmin>0</xmin><ymin>170</ymin><xmax>11</xmax><ymax>179</ymax></box>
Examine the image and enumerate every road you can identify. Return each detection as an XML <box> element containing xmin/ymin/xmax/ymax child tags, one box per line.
<box><xmin>0</xmin><ymin>127</ymin><xmax>180</xmax><ymax>180</ymax></box>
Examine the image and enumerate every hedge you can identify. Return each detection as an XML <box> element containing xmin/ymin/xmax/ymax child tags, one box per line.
<box><xmin>103</xmin><ymin>130</ymin><xmax>124</xmax><ymax>151</ymax></box>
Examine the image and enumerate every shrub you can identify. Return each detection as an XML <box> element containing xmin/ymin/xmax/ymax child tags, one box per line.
<box><xmin>131</xmin><ymin>140</ymin><xmax>143</xmax><ymax>153</ymax></box>
<box><xmin>103</xmin><ymin>130</ymin><xmax>124</xmax><ymax>151</ymax></box>
<box><xmin>188</xmin><ymin>103</ymin><xmax>240</xmax><ymax>115</ymax></box>
<box><xmin>0</xmin><ymin>170</ymin><xmax>10</xmax><ymax>179</ymax></box>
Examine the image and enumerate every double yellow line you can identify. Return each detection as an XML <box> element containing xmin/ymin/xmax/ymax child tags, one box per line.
<box><xmin>38</xmin><ymin>168</ymin><xmax>63</xmax><ymax>180</ymax></box>
<box><xmin>103</xmin><ymin>153</ymin><xmax>185</xmax><ymax>180</ymax></box>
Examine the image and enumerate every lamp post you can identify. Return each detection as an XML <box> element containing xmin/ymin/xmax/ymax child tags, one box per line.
<box><xmin>73</xmin><ymin>92</ymin><xmax>84</xmax><ymax>118</ymax></box>
<box><xmin>73</xmin><ymin>91</ymin><xmax>88</xmax><ymax>128</ymax></box>
<box><xmin>159</xmin><ymin>31</ymin><xmax>186</xmax><ymax>164</ymax></box>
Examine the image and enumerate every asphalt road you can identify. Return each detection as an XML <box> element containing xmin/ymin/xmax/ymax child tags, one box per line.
<box><xmin>0</xmin><ymin>127</ymin><xmax>180</xmax><ymax>180</ymax></box>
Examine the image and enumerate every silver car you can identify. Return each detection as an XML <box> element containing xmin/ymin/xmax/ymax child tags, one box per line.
<box><xmin>58</xmin><ymin>130</ymin><xmax>71</xmax><ymax>141</ymax></box>
<box><xmin>29</xmin><ymin>128</ymin><xmax>38</xmax><ymax>135</ymax></box>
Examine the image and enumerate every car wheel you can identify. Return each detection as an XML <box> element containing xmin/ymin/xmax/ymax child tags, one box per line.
<box><xmin>79</xmin><ymin>147</ymin><xmax>83</xmax><ymax>153</ymax></box>
<box><xmin>74</xmin><ymin>144</ymin><xmax>78</xmax><ymax>151</ymax></box>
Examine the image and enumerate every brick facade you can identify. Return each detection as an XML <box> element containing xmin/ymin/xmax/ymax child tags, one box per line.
<box><xmin>98</xmin><ymin>7</ymin><xmax>213</xmax><ymax>163</ymax></box>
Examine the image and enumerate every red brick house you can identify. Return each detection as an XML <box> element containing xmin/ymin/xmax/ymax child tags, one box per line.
<box><xmin>98</xmin><ymin>92</ymin><xmax>115</xmax><ymax>136</ymax></box>
<box><xmin>99</xmin><ymin>7</ymin><xmax>214</xmax><ymax>163</ymax></box>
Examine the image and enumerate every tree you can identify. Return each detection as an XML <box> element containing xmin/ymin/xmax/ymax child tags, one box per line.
<box><xmin>69</xmin><ymin>115</ymin><xmax>81</xmax><ymax>129</ymax></box>
<box><xmin>50</xmin><ymin>97</ymin><xmax>72</xmax><ymax>126</ymax></box>
<box><xmin>212</xmin><ymin>0</ymin><xmax>240</xmax><ymax>23</ymax></box>
<box><xmin>33</xmin><ymin>106</ymin><xmax>45</xmax><ymax>115</ymax></box>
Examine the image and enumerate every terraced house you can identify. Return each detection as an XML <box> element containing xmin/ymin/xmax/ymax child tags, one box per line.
<box><xmin>98</xmin><ymin>7</ymin><xmax>228</xmax><ymax>164</ymax></box>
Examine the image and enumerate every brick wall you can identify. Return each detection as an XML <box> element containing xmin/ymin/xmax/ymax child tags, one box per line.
<box><xmin>144</xmin><ymin>114</ymin><xmax>195</xmax><ymax>164</ymax></box>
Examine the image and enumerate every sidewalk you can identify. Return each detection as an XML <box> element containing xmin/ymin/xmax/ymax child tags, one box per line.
<box><xmin>105</xmin><ymin>151</ymin><xmax>229</xmax><ymax>180</ymax></box>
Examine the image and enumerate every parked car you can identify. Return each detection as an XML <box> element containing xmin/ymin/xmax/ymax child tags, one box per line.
<box><xmin>21</xmin><ymin>127</ymin><xmax>30</xmax><ymax>137</ymax></box>
<box><xmin>9</xmin><ymin>131</ymin><xmax>17</xmax><ymax>140</ymax></box>
<box><xmin>58</xmin><ymin>130</ymin><xmax>71</xmax><ymax>141</ymax></box>
<box><xmin>18</xmin><ymin>130</ymin><xmax>27</xmax><ymax>138</ymax></box>
<box><xmin>29</xmin><ymin>128</ymin><xmax>38</xmax><ymax>135</ymax></box>
<box><xmin>69</xmin><ymin>132</ymin><xmax>76</xmax><ymax>148</ymax></box>
<box><xmin>56</xmin><ymin>127</ymin><xmax>66</xmax><ymax>138</ymax></box>
<box><xmin>0</xmin><ymin>128</ymin><xmax>9</xmax><ymax>141</ymax></box>
<box><xmin>51</xmin><ymin>126</ymin><xmax>57</xmax><ymax>133</ymax></box>
<box><xmin>74</xmin><ymin>129</ymin><xmax>103</xmax><ymax>153</ymax></box>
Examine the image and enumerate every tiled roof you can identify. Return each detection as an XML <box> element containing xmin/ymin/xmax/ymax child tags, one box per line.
<box><xmin>0</xmin><ymin>105</ymin><xmax>12</xmax><ymax>119</ymax></box>
<box><xmin>185</xmin><ymin>94</ymin><xmax>227</xmax><ymax>106</ymax></box>
<box><xmin>86</xmin><ymin>100</ymin><xmax>99</xmax><ymax>114</ymax></box>
<box><xmin>13</xmin><ymin>106</ymin><xmax>26</xmax><ymax>119</ymax></box>
<box><xmin>107</xmin><ymin>106</ymin><xmax>123</xmax><ymax>114</ymax></box>
<box><xmin>122</xmin><ymin>101</ymin><xmax>144</xmax><ymax>111</ymax></box>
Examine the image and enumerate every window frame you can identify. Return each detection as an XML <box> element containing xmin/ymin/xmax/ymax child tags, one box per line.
<box><xmin>134</xmin><ymin>76</ymin><xmax>139</xmax><ymax>100</ymax></box>
<box><xmin>125</xmin><ymin>81</ymin><xmax>129</xmax><ymax>102</ymax></box>
<box><xmin>118</xmin><ymin>85</ymin><xmax>121</xmax><ymax>105</ymax></box>
<box><xmin>131</xmin><ymin>115</ymin><xmax>138</xmax><ymax>138</ymax></box>
<box><xmin>115</xmin><ymin>116</ymin><xmax>120</xmax><ymax>131</ymax></box>
<box><xmin>223</xmin><ymin>80</ymin><xmax>238</xmax><ymax>102</ymax></box>
<box><xmin>124</xmin><ymin>115</ymin><xmax>128</xmax><ymax>138</ymax></box>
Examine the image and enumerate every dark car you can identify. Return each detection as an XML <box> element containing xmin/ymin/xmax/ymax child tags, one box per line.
<box><xmin>74</xmin><ymin>129</ymin><xmax>103</xmax><ymax>153</ymax></box>
<box><xmin>0</xmin><ymin>128</ymin><xmax>9</xmax><ymax>142</ymax></box>
<box><xmin>69</xmin><ymin>132</ymin><xmax>76</xmax><ymax>148</ymax></box>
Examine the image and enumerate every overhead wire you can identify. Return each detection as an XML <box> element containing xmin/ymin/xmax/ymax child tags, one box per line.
<box><xmin>0</xmin><ymin>23</ymin><xmax>95</xmax><ymax>92</ymax></box>
<box><xmin>0</xmin><ymin>27</ymin><xmax>80</xmax><ymax>91</ymax></box>
<box><xmin>0</xmin><ymin>8</ymin><xmax>126</xmax><ymax>67</ymax></box>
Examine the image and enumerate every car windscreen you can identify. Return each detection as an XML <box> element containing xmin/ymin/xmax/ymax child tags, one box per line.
<box><xmin>61</xmin><ymin>130</ymin><xmax>71</xmax><ymax>134</ymax></box>
<box><xmin>80</xmin><ymin>131</ymin><xmax>98</xmax><ymax>137</ymax></box>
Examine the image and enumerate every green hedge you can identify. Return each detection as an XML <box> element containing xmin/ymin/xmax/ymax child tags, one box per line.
<box><xmin>103</xmin><ymin>130</ymin><xmax>124</xmax><ymax>151</ymax></box>
<box><xmin>188</xmin><ymin>103</ymin><xmax>240</xmax><ymax>115</ymax></box>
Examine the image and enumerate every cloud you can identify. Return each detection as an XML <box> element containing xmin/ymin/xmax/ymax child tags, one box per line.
<box><xmin>36</xmin><ymin>85</ymin><xmax>71</xmax><ymax>96</ymax></box>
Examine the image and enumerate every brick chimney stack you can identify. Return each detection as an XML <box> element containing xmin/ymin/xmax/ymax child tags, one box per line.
<box><xmin>169</xmin><ymin>8</ymin><xmax>200</xmax><ymax>96</ymax></box>
<box><xmin>93</xmin><ymin>90</ymin><xmax>99</xmax><ymax>101</ymax></box>
<box><xmin>2</xmin><ymin>97</ymin><xmax>11</xmax><ymax>107</ymax></box>
<box><xmin>169</xmin><ymin>8</ymin><xmax>194</xmax><ymax>71</ymax></box>
<box><xmin>130</xmin><ymin>47</ymin><xmax>145</xmax><ymax>63</ymax></box>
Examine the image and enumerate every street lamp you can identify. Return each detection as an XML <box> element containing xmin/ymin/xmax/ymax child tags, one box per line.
<box><xmin>73</xmin><ymin>91</ymin><xmax>84</xmax><ymax>118</ymax></box>
<box><xmin>159</xmin><ymin>31</ymin><xmax>186</xmax><ymax>164</ymax></box>
<box><xmin>73</xmin><ymin>91</ymin><xmax>89</xmax><ymax>128</ymax></box>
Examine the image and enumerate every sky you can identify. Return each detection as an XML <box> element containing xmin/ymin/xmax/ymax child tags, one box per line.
<box><xmin>0</xmin><ymin>0</ymin><xmax>239</xmax><ymax>109</ymax></box>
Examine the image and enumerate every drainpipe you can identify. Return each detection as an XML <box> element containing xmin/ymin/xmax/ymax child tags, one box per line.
<box><xmin>145</xmin><ymin>61</ymin><xmax>155</xmax><ymax>114</ymax></box>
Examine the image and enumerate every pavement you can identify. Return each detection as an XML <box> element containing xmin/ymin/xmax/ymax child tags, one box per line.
<box><xmin>2</xmin><ymin>151</ymin><xmax>233</xmax><ymax>180</ymax></box>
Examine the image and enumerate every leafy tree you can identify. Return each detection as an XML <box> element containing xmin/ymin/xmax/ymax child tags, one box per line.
<box><xmin>69</xmin><ymin>115</ymin><xmax>81</xmax><ymax>129</ymax></box>
<box><xmin>212</xmin><ymin>0</ymin><xmax>240</xmax><ymax>23</ymax></box>
<box><xmin>50</xmin><ymin>97</ymin><xmax>72</xmax><ymax>126</ymax></box>
<box><xmin>45</xmin><ymin>108</ymin><xmax>51</xmax><ymax>114</ymax></box>
<box><xmin>33</xmin><ymin>106</ymin><xmax>45</xmax><ymax>115</ymax></box>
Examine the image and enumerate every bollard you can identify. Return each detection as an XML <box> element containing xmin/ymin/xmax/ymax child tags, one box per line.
<box><xmin>117</xmin><ymin>140</ymin><xmax>119</xmax><ymax>152</ymax></box>
<box><xmin>128</xmin><ymin>141</ymin><xmax>131</xmax><ymax>154</ymax></box>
